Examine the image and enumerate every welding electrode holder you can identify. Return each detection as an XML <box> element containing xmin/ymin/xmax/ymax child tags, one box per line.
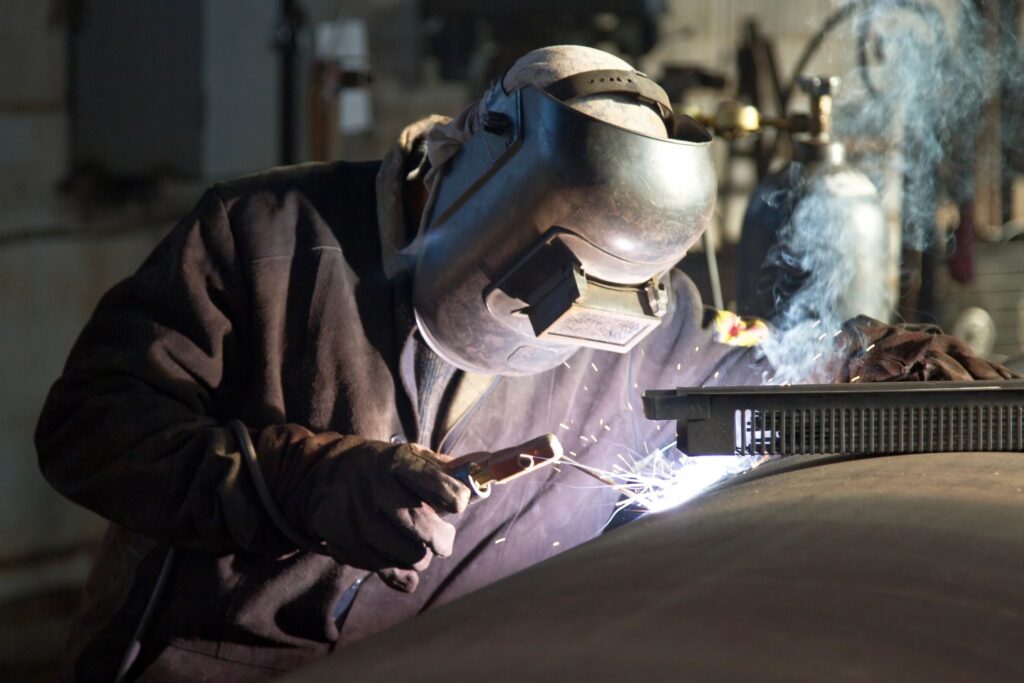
<box><xmin>444</xmin><ymin>434</ymin><xmax>564</xmax><ymax>499</ymax></box>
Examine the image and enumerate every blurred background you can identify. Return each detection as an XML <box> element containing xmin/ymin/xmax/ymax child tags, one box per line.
<box><xmin>2</xmin><ymin>0</ymin><xmax>1022</xmax><ymax>678</ymax></box>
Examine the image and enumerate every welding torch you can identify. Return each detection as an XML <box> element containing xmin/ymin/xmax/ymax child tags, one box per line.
<box><xmin>445</xmin><ymin>434</ymin><xmax>564</xmax><ymax>499</ymax></box>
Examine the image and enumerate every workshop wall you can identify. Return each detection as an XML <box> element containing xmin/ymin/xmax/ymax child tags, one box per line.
<box><xmin>0</xmin><ymin>0</ymin><xmax>66</xmax><ymax>213</ymax></box>
<box><xmin>0</xmin><ymin>0</ymin><xmax>99</xmax><ymax>592</ymax></box>
<box><xmin>648</xmin><ymin>0</ymin><xmax>849</xmax><ymax>74</ymax></box>
<box><xmin>0</xmin><ymin>3</ymin><xmax>197</xmax><ymax>676</ymax></box>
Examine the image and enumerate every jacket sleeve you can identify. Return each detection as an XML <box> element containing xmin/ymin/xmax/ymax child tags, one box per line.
<box><xmin>35</xmin><ymin>189</ymin><xmax>300</xmax><ymax>557</ymax></box>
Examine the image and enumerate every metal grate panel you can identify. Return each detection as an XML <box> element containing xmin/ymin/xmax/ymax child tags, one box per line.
<box><xmin>642</xmin><ymin>381</ymin><xmax>1024</xmax><ymax>457</ymax></box>
<box><xmin>733</xmin><ymin>403</ymin><xmax>1024</xmax><ymax>456</ymax></box>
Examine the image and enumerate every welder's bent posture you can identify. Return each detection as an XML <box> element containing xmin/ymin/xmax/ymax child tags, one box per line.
<box><xmin>36</xmin><ymin>46</ymin><xmax>1008</xmax><ymax>680</ymax></box>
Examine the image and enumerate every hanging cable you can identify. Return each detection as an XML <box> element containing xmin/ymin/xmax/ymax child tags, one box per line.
<box><xmin>782</xmin><ymin>0</ymin><xmax>948</xmax><ymax>115</ymax></box>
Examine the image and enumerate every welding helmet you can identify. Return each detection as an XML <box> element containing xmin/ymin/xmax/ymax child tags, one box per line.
<box><xmin>413</xmin><ymin>70</ymin><xmax>716</xmax><ymax>376</ymax></box>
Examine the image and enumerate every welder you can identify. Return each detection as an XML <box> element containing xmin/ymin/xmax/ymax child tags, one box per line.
<box><xmin>35</xmin><ymin>45</ymin><xmax>1010</xmax><ymax>680</ymax></box>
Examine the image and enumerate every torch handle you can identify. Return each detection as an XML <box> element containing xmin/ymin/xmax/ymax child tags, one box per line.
<box><xmin>446</xmin><ymin>434</ymin><xmax>564</xmax><ymax>498</ymax></box>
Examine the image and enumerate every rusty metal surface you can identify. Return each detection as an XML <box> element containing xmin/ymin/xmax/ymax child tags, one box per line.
<box><xmin>284</xmin><ymin>451</ymin><xmax>1024</xmax><ymax>682</ymax></box>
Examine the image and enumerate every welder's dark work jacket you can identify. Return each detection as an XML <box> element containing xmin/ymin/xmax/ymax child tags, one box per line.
<box><xmin>36</xmin><ymin>161</ymin><xmax>768</xmax><ymax>680</ymax></box>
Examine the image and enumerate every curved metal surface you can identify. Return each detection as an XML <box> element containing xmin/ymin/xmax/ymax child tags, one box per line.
<box><xmin>285</xmin><ymin>452</ymin><xmax>1024</xmax><ymax>682</ymax></box>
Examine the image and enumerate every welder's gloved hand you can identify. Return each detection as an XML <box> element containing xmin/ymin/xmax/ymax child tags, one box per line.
<box><xmin>262</xmin><ymin>430</ymin><xmax>472</xmax><ymax>593</ymax></box>
<box><xmin>837</xmin><ymin>315</ymin><xmax>1017</xmax><ymax>382</ymax></box>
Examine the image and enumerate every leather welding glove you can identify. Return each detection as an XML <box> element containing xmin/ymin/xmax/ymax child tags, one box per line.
<box><xmin>258</xmin><ymin>427</ymin><xmax>472</xmax><ymax>593</ymax></box>
<box><xmin>837</xmin><ymin>315</ymin><xmax>1017</xmax><ymax>382</ymax></box>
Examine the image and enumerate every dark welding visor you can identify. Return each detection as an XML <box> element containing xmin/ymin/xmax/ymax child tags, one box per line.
<box><xmin>484</xmin><ymin>230</ymin><xmax>670</xmax><ymax>353</ymax></box>
<box><xmin>413</xmin><ymin>71</ymin><xmax>716</xmax><ymax>375</ymax></box>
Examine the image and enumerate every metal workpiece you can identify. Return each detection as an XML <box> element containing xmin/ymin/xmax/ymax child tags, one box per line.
<box><xmin>643</xmin><ymin>380</ymin><xmax>1024</xmax><ymax>457</ymax></box>
<box><xmin>284</xmin><ymin>451</ymin><xmax>1024</xmax><ymax>682</ymax></box>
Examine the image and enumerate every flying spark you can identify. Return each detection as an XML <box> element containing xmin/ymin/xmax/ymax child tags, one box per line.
<box><xmin>563</xmin><ymin>441</ymin><xmax>765</xmax><ymax>514</ymax></box>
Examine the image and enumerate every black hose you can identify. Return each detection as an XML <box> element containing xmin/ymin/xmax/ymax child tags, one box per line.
<box><xmin>782</xmin><ymin>0</ymin><xmax>868</xmax><ymax>113</ymax></box>
<box><xmin>114</xmin><ymin>547</ymin><xmax>178</xmax><ymax>683</ymax></box>
<box><xmin>229</xmin><ymin>420</ymin><xmax>325</xmax><ymax>554</ymax></box>
<box><xmin>853</xmin><ymin>0</ymin><xmax>948</xmax><ymax>99</ymax></box>
<box><xmin>112</xmin><ymin>420</ymin><xmax>332</xmax><ymax>680</ymax></box>
<box><xmin>783</xmin><ymin>0</ymin><xmax>948</xmax><ymax>114</ymax></box>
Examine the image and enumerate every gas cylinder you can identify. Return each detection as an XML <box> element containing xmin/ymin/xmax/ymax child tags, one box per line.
<box><xmin>736</xmin><ymin>76</ymin><xmax>892</xmax><ymax>324</ymax></box>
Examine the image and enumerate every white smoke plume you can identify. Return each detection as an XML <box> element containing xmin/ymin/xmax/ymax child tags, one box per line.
<box><xmin>760</xmin><ymin>170</ymin><xmax>863</xmax><ymax>384</ymax></box>
<box><xmin>761</xmin><ymin>0</ymin><xmax>1023</xmax><ymax>383</ymax></box>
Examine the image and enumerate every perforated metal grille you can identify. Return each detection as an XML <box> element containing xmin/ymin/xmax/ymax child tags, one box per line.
<box><xmin>734</xmin><ymin>404</ymin><xmax>1024</xmax><ymax>456</ymax></box>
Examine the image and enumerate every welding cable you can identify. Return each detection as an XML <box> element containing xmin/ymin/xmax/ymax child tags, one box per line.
<box><xmin>228</xmin><ymin>420</ymin><xmax>326</xmax><ymax>555</ymax></box>
<box><xmin>782</xmin><ymin>0</ymin><xmax>865</xmax><ymax>113</ymax></box>
<box><xmin>113</xmin><ymin>547</ymin><xmax>177</xmax><ymax>683</ymax></box>
<box><xmin>702</xmin><ymin>228</ymin><xmax>725</xmax><ymax>311</ymax></box>
<box><xmin>115</xmin><ymin>421</ymin><xmax>323</xmax><ymax>681</ymax></box>
<box><xmin>852</xmin><ymin>0</ymin><xmax>948</xmax><ymax>99</ymax></box>
<box><xmin>227</xmin><ymin>424</ymin><xmax>371</xmax><ymax>633</ymax></box>
<box><xmin>782</xmin><ymin>0</ymin><xmax>947</xmax><ymax>114</ymax></box>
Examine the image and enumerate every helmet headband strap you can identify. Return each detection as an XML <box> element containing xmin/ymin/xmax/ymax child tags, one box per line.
<box><xmin>543</xmin><ymin>69</ymin><xmax>675</xmax><ymax>134</ymax></box>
